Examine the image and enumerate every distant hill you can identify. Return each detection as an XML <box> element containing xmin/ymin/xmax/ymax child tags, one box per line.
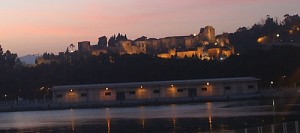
<box><xmin>18</xmin><ymin>54</ymin><xmax>38</xmax><ymax>65</ymax></box>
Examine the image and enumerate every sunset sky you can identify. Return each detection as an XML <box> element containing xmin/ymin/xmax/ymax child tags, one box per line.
<box><xmin>1</xmin><ymin>0</ymin><xmax>300</xmax><ymax>56</ymax></box>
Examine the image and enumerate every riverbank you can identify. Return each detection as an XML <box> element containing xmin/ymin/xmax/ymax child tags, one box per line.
<box><xmin>0</xmin><ymin>91</ymin><xmax>299</xmax><ymax>112</ymax></box>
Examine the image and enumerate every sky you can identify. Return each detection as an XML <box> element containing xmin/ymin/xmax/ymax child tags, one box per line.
<box><xmin>0</xmin><ymin>0</ymin><xmax>300</xmax><ymax>56</ymax></box>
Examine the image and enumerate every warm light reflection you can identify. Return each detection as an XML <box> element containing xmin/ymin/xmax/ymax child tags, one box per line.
<box><xmin>71</xmin><ymin>120</ymin><xmax>75</xmax><ymax>131</ymax></box>
<box><xmin>105</xmin><ymin>108</ymin><xmax>111</xmax><ymax>133</ymax></box>
<box><xmin>209</xmin><ymin>116</ymin><xmax>212</xmax><ymax>127</ymax></box>
<box><xmin>140</xmin><ymin>106</ymin><xmax>145</xmax><ymax>130</ymax></box>
<box><xmin>70</xmin><ymin>109</ymin><xmax>76</xmax><ymax>132</ymax></box>
<box><xmin>173</xmin><ymin>118</ymin><xmax>177</xmax><ymax>129</ymax></box>
<box><xmin>142</xmin><ymin>119</ymin><xmax>145</xmax><ymax>130</ymax></box>
<box><xmin>207</xmin><ymin>102</ymin><xmax>213</xmax><ymax>131</ymax></box>
<box><xmin>171</xmin><ymin>104</ymin><xmax>177</xmax><ymax>129</ymax></box>
<box><xmin>107</xmin><ymin>119</ymin><xmax>111</xmax><ymax>133</ymax></box>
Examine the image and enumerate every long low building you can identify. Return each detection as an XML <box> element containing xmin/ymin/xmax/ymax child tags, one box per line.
<box><xmin>51</xmin><ymin>77</ymin><xmax>259</xmax><ymax>103</ymax></box>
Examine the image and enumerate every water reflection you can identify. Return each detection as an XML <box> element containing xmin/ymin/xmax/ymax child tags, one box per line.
<box><xmin>70</xmin><ymin>109</ymin><xmax>76</xmax><ymax>132</ymax></box>
<box><xmin>170</xmin><ymin>104</ymin><xmax>177</xmax><ymax>130</ymax></box>
<box><xmin>0</xmin><ymin>100</ymin><xmax>300</xmax><ymax>132</ymax></box>
<box><xmin>139</xmin><ymin>106</ymin><xmax>145</xmax><ymax>132</ymax></box>
<box><xmin>272</xmin><ymin>99</ymin><xmax>277</xmax><ymax>125</ymax></box>
<box><xmin>105</xmin><ymin>108</ymin><xmax>111</xmax><ymax>133</ymax></box>
<box><xmin>206</xmin><ymin>102</ymin><xmax>213</xmax><ymax>131</ymax></box>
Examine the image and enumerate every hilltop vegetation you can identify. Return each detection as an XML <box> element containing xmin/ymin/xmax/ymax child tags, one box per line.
<box><xmin>229</xmin><ymin>14</ymin><xmax>300</xmax><ymax>53</ymax></box>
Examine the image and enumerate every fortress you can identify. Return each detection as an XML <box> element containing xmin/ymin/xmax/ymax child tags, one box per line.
<box><xmin>37</xmin><ymin>26</ymin><xmax>234</xmax><ymax>65</ymax></box>
<box><xmin>77</xmin><ymin>26</ymin><xmax>234</xmax><ymax>60</ymax></box>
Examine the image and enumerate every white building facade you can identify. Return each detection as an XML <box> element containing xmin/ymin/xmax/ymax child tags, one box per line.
<box><xmin>52</xmin><ymin>77</ymin><xmax>259</xmax><ymax>103</ymax></box>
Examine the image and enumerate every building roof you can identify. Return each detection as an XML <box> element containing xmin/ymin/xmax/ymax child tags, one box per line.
<box><xmin>134</xmin><ymin>36</ymin><xmax>147</xmax><ymax>41</ymax></box>
<box><xmin>147</xmin><ymin>38</ymin><xmax>159</xmax><ymax>40</ymax></box>
<box><xmin>164</xmin><ymin>35</ymin><xmax>190</xmax><ymax>39</ymax></box>
<box><xmin>52</xmin><ymin>77</ymin><xmax>259</xmax><ymax>91</ymax></box>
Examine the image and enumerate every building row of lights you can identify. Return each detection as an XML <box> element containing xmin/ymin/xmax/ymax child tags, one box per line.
<box><xmin>69</xmin><ymin>83</ymin><xmax>211</xmax><ymax>92</ymax></box>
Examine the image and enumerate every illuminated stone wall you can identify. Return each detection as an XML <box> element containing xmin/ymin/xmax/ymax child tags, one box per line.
<box><xmin>199</xmin><ymin>26</ymin><xmax>216</xmax><ymax>44</ymax></box>
<box><xmin>74</xmin><ymin>26</ymin><xmax>234</xmax><ymax>60</ymax></box>
<box><xmin>216</xmin><ymin>33</ymin><xmax>230</xmax><ymax>47</ymax></box>
<box><xmin>92</xmin><ymin>49</ymin><xmax>108</xmax><ymax>56</ymax></box>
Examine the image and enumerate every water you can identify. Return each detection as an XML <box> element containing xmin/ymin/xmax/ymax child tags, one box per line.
<box><xmin>0</xmin><ymin>99</ymin><xmax>300</xmax><ymax>133</ymax></box>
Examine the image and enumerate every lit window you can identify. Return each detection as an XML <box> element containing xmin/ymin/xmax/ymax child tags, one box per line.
<box><xmin>224</xmin><ymin>86</ymin><xmax>231</xmax><ymax>90</ymax></box>
<box><xmin>153</xmin><ymin>90</ymin><xmax>160</xmax><ymax>93</ymax></box>
<box><xmin>105</xmin><ymin>92</ymin><xmax>112</xmax><ymax>96</ymax></box>
<box><xmin>128</xmin><ymin>91</ymin><xmax>136</xmax><ymax>95</ymax></box>
<box><xmin>248</xmin><ymin>85</ymin><xmax>255</xmax><ymax>89</ymax></box>
<box><xmin>81</xmin><ymin>93</ymin><xmax>87</xmax><ymax>97</ymax></box>
<box><xmin>56</xmin><ymin>94</ymin><xmax>63</xmax><ymax>98</ymax></box>
<box><xmin>177</xmin><ymin>89</ymin><xmax>184</xmax><ymax>92</ymax></box>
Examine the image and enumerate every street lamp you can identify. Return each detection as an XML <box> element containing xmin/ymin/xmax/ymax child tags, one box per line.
<box><xmin>270</xmin><ymin>81</ymin><xmax>274</xmax><ymax>89</ymax></box>
<box><xmin>273</xmin><ymin>34</ymin><xmax>280</xmax><ymax>43</ymax></box>
<box><xmin>4</xmin><ymin>94</ymin><xmax>7</xmax><ymax>101</ymax></box>
<box><xmin>40</xmin><ymin>87</ymin><xmax>50</xmax><ymax>102</ymax></box>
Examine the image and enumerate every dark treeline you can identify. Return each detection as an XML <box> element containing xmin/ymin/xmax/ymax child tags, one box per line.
<box><xmin>1</xmin><ymin>46</ymin><xmax>300</xmax><ymax>100</ymax></box>
<box><xmin>1</xmin><ymin>14</ymin><xmax>300</xmax><ymax>100</ymax></box>
<box><xmin>229</xmin><ymin>14</ymin><xmax>300</xmax><ymax>53</ymax></box>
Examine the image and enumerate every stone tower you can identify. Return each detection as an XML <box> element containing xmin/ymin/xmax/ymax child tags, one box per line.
<box><xmin>98</xmin><ymin>36</ymin><xmax>108</xmax><ymax>47</ymax></box>
<box><xmin>78</xmin><ymin>41</ymin><xmax>91</xmax><ymax>53</ymax></box>
<box><xmin>199</xmin><ymin>26</ymin><xmax>216</xmax><ymax>44</ymax></box>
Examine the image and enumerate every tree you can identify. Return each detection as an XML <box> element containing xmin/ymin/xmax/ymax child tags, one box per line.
<box><xmin>108</xmin><ymin>35</ymin><xmax>116</xmax><ymax>47</ymax></box>
<box><xmin>3</xmin><ymin>50</ymin><xmax>17</xmax><ymax>68</ymax></box>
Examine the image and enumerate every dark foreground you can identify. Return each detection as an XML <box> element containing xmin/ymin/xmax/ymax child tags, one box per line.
<box><xmin>0</xmin><ymin>98</ymin><xmax>300</xmax><ymax>133</ymax></box>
